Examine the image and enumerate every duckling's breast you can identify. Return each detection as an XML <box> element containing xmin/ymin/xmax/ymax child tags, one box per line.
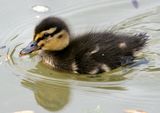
<box><xmin>40</xmin><ymin>50</ymin><xmax>76</xmax><ymax>72</ymax></box>
<box><xmin>40</xmin><ymin>51</ymin><xmax>56</xmax><ymax>68</ymax></box>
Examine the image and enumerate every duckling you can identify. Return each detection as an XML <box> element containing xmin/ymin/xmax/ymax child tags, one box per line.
<box><xmin>20</xmin><ymin>17</ymin><xmax>148</xmax><ymax>74</ymax></box>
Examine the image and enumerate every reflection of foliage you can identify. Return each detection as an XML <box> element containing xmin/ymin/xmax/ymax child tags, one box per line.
<box><xmin>22</xmin><ymin>79</ymin><xmax>70</xmax><ymax>112</ymax></box>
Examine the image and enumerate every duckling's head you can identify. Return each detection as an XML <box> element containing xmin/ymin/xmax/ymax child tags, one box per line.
<box><xmin>20</xmin><ymin>17</ymin><xmax>70</xmax><ymax>56</ymax></box>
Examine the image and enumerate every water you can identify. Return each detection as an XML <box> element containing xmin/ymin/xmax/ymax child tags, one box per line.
<box><xmin>1</xmin><ymin>0</ymin><xmax>160</xmax><ymax>113</ymax></box>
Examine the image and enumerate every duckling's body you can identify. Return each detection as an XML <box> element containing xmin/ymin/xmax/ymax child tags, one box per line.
<box><xmin>20</xmin><ymin>17</ymin><xmax>148</xmax><ymax>74</ymax></box>
<box><xmin>40</xmin><ymin>32</ymin><xmax>147</xmax><ymax>74</ymax></box>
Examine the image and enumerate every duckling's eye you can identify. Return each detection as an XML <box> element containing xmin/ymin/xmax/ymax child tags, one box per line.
<box><xmin>44</xmin><ymin>33</ymin><xmax>50</xmax><ymax>37</ymax></box>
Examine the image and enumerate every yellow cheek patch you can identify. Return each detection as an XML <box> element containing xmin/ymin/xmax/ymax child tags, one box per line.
<box><xmin>42</xmin><ymin>30</ymin><xmax>70</xmax><ymax>51</ymax></box>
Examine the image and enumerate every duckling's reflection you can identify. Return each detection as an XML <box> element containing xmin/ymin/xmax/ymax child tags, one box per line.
<box><xmin>22</xmin><ymin>61</ymin><xmax>127</xmax><ymax>112</ymax></box>
<box><xmin>22</xmin><ymin>79</ymin><xmax>70</xmax><ymax>112</ymax></box>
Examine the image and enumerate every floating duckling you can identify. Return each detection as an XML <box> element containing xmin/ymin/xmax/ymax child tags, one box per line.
<box><xmin>20</xmin><ymin>17</ymin><xmax>148</xmax><ymax>74</ymax></box>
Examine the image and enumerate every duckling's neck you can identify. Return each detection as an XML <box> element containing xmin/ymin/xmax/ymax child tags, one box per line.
<box><xmin>40</xmin><ymin>44</ymin><xmax>70</xmax><ymax>59</ymax></box>
<box><xmin>39</xmin><ymin>46</ymin><xmax>73</xmax><ymax>71</ymax></box>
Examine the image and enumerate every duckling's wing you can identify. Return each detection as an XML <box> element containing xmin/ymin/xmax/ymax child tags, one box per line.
<box><xmin>91</xmin><ymin>32</ymin><xmax>148</xmax><ymax>68</ymax></box>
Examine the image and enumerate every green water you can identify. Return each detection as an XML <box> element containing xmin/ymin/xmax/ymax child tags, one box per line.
<box><xmin>0</xmin><ymin>0</ymin><xmax>160</xmax><ymax>113</ymax></box>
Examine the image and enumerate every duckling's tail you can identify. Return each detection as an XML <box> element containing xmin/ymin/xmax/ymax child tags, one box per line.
<box><xmin>120</xmin><ymin>32</ymin><xmax>149</xmax><ymax>53</ymax></box>
<box><xmin>118</xmin><ymin>32</ymin><xmax>148</xmax><ymax>65</ymax></box>
<box><xmin>132</xmin><ymin>32</ymin><xmax>149</xmax><ymax>51</ymax></box>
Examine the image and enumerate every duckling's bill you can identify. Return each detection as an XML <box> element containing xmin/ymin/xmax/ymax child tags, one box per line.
<box><xmin>19</xmin><ymin>41</ymin><xmax>40</xmax><ymax>56</ymax></box>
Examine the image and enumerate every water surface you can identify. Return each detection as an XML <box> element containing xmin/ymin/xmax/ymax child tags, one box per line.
<box><xmin>1</xmin><ymin>0</ymin><xmax>160</xmax><ymax>113</ymax></box>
